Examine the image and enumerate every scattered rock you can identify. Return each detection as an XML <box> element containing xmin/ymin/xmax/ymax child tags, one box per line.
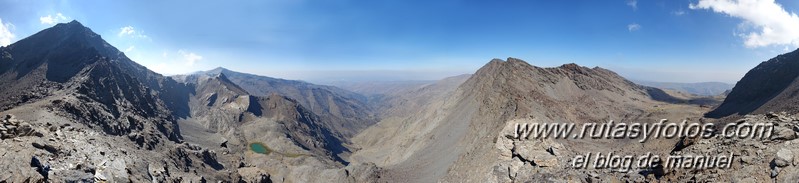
<box><xmin>772</xmin><ymin>166</ymin><xmax>781</xmax><ymax>178</ymax></box>
<box><xmin>0</xmin><ymin>115</ymin><xmax>43</xmax><ymax>140</ymax></box>
<box><xmin>31</xmin><ymin>142</ymin><xmax>59</xmax><ymax>154</ymax></box>
<box><xmin>771</xmin><ymin>126</ymin><xmax>796</xmax><ymax>141</ymax></box>
<box><xmin>774</xmin><ymin>148</ymin><xmax>794</xmax><ymax>167</ymax></box>
<box><xmin>237</xmin><ymin>167</ymin><xmax>271</xmax><ymax>183</ymax></box>
<box><xmin>515</xmin><ymin>141</ymin><xmax>560</xmax><ymax>167</ymax></box>
<box><xmin>30</xmin><ymin>156</ymin><xmax>50</xmax><ymax>180</ymax></box>
<box><xmin>148</xmin><ymin>163</ymin><xmax>167</xmax><ymax>183</ymax></box>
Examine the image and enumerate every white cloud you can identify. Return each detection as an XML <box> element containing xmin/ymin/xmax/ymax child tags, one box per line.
<box><xmin>178</xmin><ymin>49</ymin><xmax>203</xmax><ymax>66</ymax></box>
<box><xmin>0</xmin><ymin>18</ymin><xmax>15</xmax><ymax>46</ymax></box>
<box><xmin>627</xmin><ymin>0</ymin><xmax>638</xmax><ymax>10</ymax></box>
<box><xmin>39</xmin><ymin>13</ymin><xmax>69</xmax><ymax>25</ymax></box>
<box><xmin>628</xmin><ymin>23</ymin><xmax>641</xmax><ymax>32</ymax></box>
<box><xmin>0</xmin><ymin>20</ymin><xmax>14</xmax><ymax>47</ymax></box>
<box><xmin>673</xmin><ymin>10</ymin><xmax>686</xmax><ymax>16</ymax></box>
<box><xmin>690</xmin><ymin>0</ymin><xmax>799</xmax><ymax>48</ymax></box>
<box><xmin>118</xmin><ymin>26</ymin><xmax>135</xmax><ymax>36</ymax></box>
<box><xmin>124</xmin><ymin>46</ymin><xmax>135</xmax><ymax>52</ymax></box>
<box><xmin>117</xmin><ymin>26</ymin><xmax>149</xmax><ymax>39</ymax></box>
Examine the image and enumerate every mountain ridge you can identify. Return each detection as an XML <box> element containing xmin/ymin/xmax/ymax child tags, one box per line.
<box><xmin>351</xmin><ymin>57</ymin><xmax>707</xmax><ymax>182</ymax></box>
<box><xmin>175</xmin><ymin>67</ymin><xmax>378</xmax><ymax>139</ymax></box>
<box><xmin>635</xmin><ymin>80</ymin><xmax>734</xmax><ymax>96</ymax></box>
<box><xmin>706</xmin><ymin>48</ymin><xmax>799</xmax><ymax>118</ymax></box>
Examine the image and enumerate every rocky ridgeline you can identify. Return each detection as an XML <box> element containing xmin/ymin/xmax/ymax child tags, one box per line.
<box><xmin>0</xmin><ymin>114</ymin><xmax>42</xmax><ymax>139</ymax></box>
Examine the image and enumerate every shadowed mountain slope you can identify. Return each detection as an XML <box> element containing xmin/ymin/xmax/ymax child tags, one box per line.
<box><xmin>0</xmin><ymin>20</ymin><xmax>187</xmax><ymax>142</ymax></box>
<box><xmin>706</xmin><ymin>48</ymin><xmax>799</xmax><ymax>118</ymax></box>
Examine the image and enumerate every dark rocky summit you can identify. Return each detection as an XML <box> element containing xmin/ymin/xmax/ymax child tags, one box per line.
<box><xmin>0</xmin><ymin>20</ymin><xmax>186</xmax><ymax>143</ymax></box>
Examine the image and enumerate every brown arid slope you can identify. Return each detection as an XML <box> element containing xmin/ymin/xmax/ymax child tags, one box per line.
<box><xmin>352</xmin><ymin>58</ymin><xmax>708</xmax><ymax>182</ymax></box>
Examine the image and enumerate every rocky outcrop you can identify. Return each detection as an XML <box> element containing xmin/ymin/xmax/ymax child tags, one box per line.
<box><xmin>0</xmin><ymin>114</ymin><xmax>42</xmax><ymax>139</ymax></box>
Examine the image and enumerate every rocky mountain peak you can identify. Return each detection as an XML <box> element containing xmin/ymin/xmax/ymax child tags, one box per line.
<box><xmin>559</xmin><ymin>63</ymin><xmax>581</xmax><ymax>70</ymax></box>
<box><xmin>470</xmin><ymin>58</ymin><xmax>631</xmax><ymax>90</ymax></box>
<box><xmin>207</xmin><ymin>72</ymin><xmax>248</xmax><ymax>95</ymax></box>
<box><xmin>10</xmin><ymin>20</ymin><xmax>117</xmax><ymax>56</ymax></box>
<box><xmin>0</xmin><ymin>20</ymin><xmax>188</xmax><ymax>145</ymax></box>
<box><xmin>472</xmin><ymin>57</ymin><xmax>534</xmax><ymax>80</ymax></box>
<box><xmin>207</xmin><ymin>67</ymin><xmax>230</xmax><ymax>74</ymax></box>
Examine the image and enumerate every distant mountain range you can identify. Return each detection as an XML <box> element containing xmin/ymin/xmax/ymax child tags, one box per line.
<box><xmin>174</xmin><ymin>67</ymin><xmax>378</xmax><ymax>139</ymax></box>
<box><xmin>634</xmin><ymin>80</ymin><xmax>734</xmax><ymax>96</ymax></box>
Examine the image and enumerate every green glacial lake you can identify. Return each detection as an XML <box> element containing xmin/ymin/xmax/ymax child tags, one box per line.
<box><xmin>249</xmin><ymin>142</ymin><xmax>270</xmax><ymax>154</ymax></box>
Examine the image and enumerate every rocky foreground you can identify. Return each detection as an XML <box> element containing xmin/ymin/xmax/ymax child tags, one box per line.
<box><xmin>487</xmin><ymin>112</ymin><xmax>799</xmax><ymax>182</ymax></box>
<box><xmin>666</xmin><ymin>112</ymin><xmax>799</xmax><ymax>182</ymax></box>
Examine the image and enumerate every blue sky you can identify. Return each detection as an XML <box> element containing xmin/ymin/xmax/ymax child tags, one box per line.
<box><xmin>0</xmin><ymin>0</ymin><xmax>798</xmax><ymax>83</ymax></box>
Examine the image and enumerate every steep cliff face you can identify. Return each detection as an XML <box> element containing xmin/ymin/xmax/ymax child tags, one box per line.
<box><xmin>707</xmin><ymin>48</ymin><xmax>799</xmax><ymax>118</ymax></box>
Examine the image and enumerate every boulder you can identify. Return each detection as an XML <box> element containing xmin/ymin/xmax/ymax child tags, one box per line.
<box><xmin>344</xmin><ymin>162</ymin><xmax>381</xmax><ymax>183</ymax></box>
<box><xmin>148</xmin><ymin>163</ymin><xmax>167</xmax><ymax>183</ymax></box>
<box><xmin>30</xmin><ymin>156</ymin><xmax>50</xmax><ymax>180</ymax></box>
<box><xmin>774</xmin><ymin>148</ymin><xmax>794</xmax><ymax>167</ymax></box>
<box><xmin>772</xmin><ymin>126</ymin><xmax>797</xmax><ymax>141</ymax></box>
